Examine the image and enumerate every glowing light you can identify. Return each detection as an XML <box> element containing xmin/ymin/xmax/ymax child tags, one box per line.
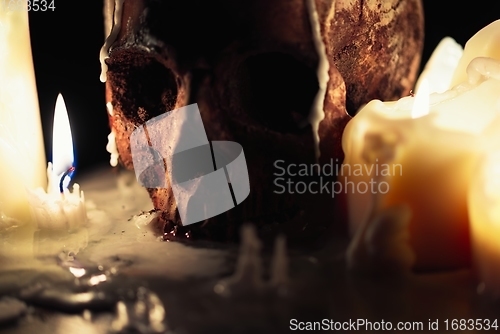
<box><xmin>414</xmin><ymin>37</ymin><xmax>463</xmax><ymax>94</ymax></box>
<box><xmin>89</xmin><ymin>274</ymin><xmax>107</xmax><ymax>286</ymax></box>
<box><xmin>69</xmin><ymin>267</ymin><xmax>86</xmax><ymax>278</ymax></box>
<box><xmin>411</xmin><ymin>79</ymin><xmax>430</xmax><ymax>119</ymax></box>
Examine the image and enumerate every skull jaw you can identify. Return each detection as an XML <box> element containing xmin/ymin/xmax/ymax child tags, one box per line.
<box><xmin>143</xmin><ymin>114</ymin><xmax>350</xmax><ymax>247</ymax></box>
<box><xmin>148</xmin><ymin>180</ymin><xmax>348</xmax><ymax>248</ymax></box>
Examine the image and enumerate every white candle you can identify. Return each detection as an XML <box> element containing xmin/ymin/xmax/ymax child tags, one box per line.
<box><xmin>342</xmin><ymin>56</ymin><xmax>500</xmax><ymax>271</ymax></box>
<box><xmin>0</xmin><ymin>4</ymin><xmax>46</xmax><ymax>227</ymax></box>
<box><xmin>27</xmin><ymin>94</ymin><xmax>87</xmax><ymax>231</ymax></box>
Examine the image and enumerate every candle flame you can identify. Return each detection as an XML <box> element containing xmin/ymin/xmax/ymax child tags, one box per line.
<box><xmin>411</xmin><ymin>79</ymin><xmax>430</xmax><ymax>119</ymax></box>
<box><xmin>52</xmin><ymin>94</ymin><xmax>74</xmax><ymax>191</ymax></box>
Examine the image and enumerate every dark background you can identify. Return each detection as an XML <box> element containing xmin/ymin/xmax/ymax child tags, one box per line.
<box><xmin>27</xmin><ymin>1</ymin><xmax>500</xmax><ymax>175</ymax></box>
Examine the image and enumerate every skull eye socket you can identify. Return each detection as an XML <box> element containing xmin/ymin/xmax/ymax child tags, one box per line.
<box><xmin>236</xmin><ymin>52</ymin><xmax>318</xmax><ymax>134</ymax></box>
<box><xmin>107</xmin><ymin>49</ymin><xmax>178</xmax><ymax>123</ymax></box>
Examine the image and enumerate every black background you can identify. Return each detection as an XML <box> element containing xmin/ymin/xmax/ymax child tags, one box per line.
<box><xmin>27</xmin><ymin>1</ymin><xmax>500</xmax><ymax>175</ymax></box>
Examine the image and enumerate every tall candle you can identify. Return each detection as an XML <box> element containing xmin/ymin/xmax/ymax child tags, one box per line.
<box><xmin>342</xmin><ymin>56</ymin><xmax>500</xmax><ymax>271</ymax></box>
<box><xmin>0</xmin><ymin>5</ymin><xmax>46</xmax><ymax>226</ymax></box>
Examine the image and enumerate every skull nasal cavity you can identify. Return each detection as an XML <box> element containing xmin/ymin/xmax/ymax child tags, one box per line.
<box><xmin>238</xmin><ymin>53</ymin><xmax>318</xmax><ymax>134</ymax></box>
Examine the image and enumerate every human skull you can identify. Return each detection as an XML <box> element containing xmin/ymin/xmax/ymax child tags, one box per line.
<box><xmin>102</xmin><ymin>0</ymin><xmax>423</xmax><ymax>245</ymax></box>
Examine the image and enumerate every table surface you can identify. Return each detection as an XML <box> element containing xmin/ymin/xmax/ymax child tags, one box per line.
<box><xmin>1</xmin><ymin>167</ymin><xmax>499</xmax><ymax>334</ymax></box>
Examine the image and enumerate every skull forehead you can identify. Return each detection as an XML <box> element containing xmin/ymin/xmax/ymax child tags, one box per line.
<box><xmin>117</xmin><ymin>0</ymin><xmax>327</xmax><ymax>70</ymax></box>
<box><xmin>113</xmin><ymin>0</ymin><xmax>421</xmax><ymax>100</ymax></box>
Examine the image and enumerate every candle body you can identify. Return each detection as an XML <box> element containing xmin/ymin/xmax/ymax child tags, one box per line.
<box><xmin>377</xmin><ymin>136</ymin><xmax>475</xmax><ymax>270</ymax></box>
<box><xmin>0</xmin><ymin>7</ymin><xmax>46</xmax><ymax>225</ymax></box>
<box><xmin>342</xmin><ymin>65</ymin><xmax>500</xmax><ymax>271</ymax></box>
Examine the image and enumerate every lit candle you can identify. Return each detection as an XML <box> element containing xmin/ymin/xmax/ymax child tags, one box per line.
<box><xmin>468</xmin><ymin>150</ymin><xmax>500</xmax><ymax>298</ymax></box>
<box><xmin>342</xmin><ymin>56</ymin><xmax>500</xmax><ymax>271</ymax></box>
<box><xmin>0</xmin><ymin>4</ymin><xmax>46</xmax><ymax>226</ymax></box>
<box><xmin>27</xmin><ymin>94</ymin><xmax>87</xmax><ymax>231</ymax></box>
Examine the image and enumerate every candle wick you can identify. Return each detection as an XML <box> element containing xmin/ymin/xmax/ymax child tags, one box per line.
<box><xmin>59</xmin><ymin>166</ymin><xmax>76</xmax><ymax>193</ymax></box>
